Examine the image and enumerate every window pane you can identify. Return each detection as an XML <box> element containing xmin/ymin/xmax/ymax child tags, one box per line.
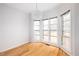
<box><xmin>50</xmin><ymin>18</ymin><xmax>58</xmax><ymax>24</ymax></box>
<box><xmin>62</xmin><ymin>11</ymin><xmax>71</xmax><ymax>52</ymax></box>
<box><xmin>50</xmin><ymin>37</ymin><xmax>58</xmax><ymax>44</ymax></box>
<box><xmin>33</xmin><ymin>21</ymin><xmax>40</xmax><ymax>42</ymax></box>
<box><xmin>50</xmin><ymin>25</ymin><xmax>57</xmax><ymax>30</ymax></box>
<box><xmin>63</xmin><ymin>29</ymin><xmax>70</xmax><ymax>32</ymax></box>
<box><xmin>34</xmin><ymin>26</ymin><xmax>40</xmax><ymax>30</ymax></box>
<box><xmin>63</xmin><ymin>12</ymin><xmax>71</xmax><ymax>21</ymax></box>
<box><xmin>34</xmin><ymin>21</ymin><xmax>40</xmax><ymax>25</ymax></box>
<box><xmin>43</xmin><ymin>20</ymin><xmax>49</xmax><ymax>30</ymax></box>
<box><xmin>63</xmin><ymin>37</ymin><xmax>71</xmax><ymax>52</ymax></box>
<box><xmin>44</xmin><ymin>36</ymin><xmax>49</xmax><ymax>42</ymax></box>
<box><xmin>50</xmin><ymin>31</ymin><xmax>57</xmax><ymax>37</ymax></box>
<box><xmin>50</xmin><ymin>17</ymin><xmax>58</xmax><ymax>45</ymax></box>
<box><xmin>34</xmin><ymin>31</ymin><xmax>40</xmax><ymax>35</ymax></box>
<box><xmin>34</xmin><ymin>35</ymin><xmax>40</xmax><ymax>40</ymax></box>
<box><xmin>43</xmin><ymin>20</ymin><xmax>49</xmax><ymax>43</ymax></box>
<box><xmin>44</xmin><ymin>26</ymin><xmax>49</xmax><ymax>30</ymax></box>
<box><xmin>43</xmin><ymin>20</ymin><xmax>49</xmax><ymax>25</ymax></box>
<box><xmin>63</xmin><ymin>22</ymin><xmax>71</xmax><ymax>31</ymax></box>
<box><xmin>63</xmin><ymin>21</ymin><xmax>71</xmax><ymax>27</ymax></box>
<box><xmin>63</xmin><ymin>32</ymin><xmax>71</xmax><ymax>37</ymax></box>
<box><xmin>44</xmin><ymin>31</ymin><xmax>49</xmax><ymax>36</ymax></box>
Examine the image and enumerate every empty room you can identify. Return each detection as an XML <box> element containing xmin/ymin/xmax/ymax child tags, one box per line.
<box><xmin>0</xmin><ymin>3</ymin><xmax>79</xmax><ymax>56</ymax></box>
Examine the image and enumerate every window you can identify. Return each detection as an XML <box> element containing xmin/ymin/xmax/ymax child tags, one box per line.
<box><xmin>43</xmin><ymin>20</ymin><xmax>49</xmax><ymax>43</ymax></box>
<box><xmin>50</xmin><ymin>17</ymin><xmax>58</xmax><ymax>45</ymax></box>
<box><xmin>34</xmin><ymin>20</ymin><xmax>40</xmax><ymax>41</ymax></box>
<box><xmin>42</xmin><ymin>17</ymin><xmax>58</xmax><ymax>44</ymax></box>
<box><xmin>61</xmin><ymin>10</ymin><xmax>71</xmax><ymax>52</ymax></box>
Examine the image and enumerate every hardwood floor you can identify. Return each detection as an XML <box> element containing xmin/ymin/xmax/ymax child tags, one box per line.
<box><xmin>0</xmin><ymin>42</ymin><xmax>69</xmax><ymax>56</ymax></box>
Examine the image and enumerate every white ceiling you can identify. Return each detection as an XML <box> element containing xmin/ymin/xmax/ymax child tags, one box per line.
<box><xmin>5</xmin><ymin>3</ymin><xmax>60</xmax><ymax>13</ymax></box>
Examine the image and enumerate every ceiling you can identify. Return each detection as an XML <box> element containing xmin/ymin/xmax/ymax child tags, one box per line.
<box><xmin>5</xmin><ymin>3</ymin><xmax>60</xmax><ymax>13</ymax></box>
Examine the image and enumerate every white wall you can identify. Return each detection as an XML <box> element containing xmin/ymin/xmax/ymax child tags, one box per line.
<box><xmin>0</xmin><ymin>4</ymin><xmax>30</xmax><ymax>52</ymax></box>
<box><xmin>73</xmin><ymin>4</ymin><xmax>79</xmax><ymax>56</ymax></box>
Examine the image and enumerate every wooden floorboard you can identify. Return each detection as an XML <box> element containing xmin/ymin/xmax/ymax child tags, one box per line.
<box><xmin>0</xmin><ymin>42</ymin><xmax>69</xmax><ymax>56</ymax></box>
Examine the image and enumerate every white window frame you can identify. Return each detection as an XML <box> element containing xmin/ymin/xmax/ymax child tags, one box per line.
<box><xmin>33</xmin><ymin>20</ymin><xmax>40</xmax><ymax>42</ymax></box>
<box><xmin>61</xmin><ymin>10</ymin><xmax>72</xmax><ymax>53</ymax></box>
<box><xmin>49</xmin><ymin>17</ymin><xmax>58</xmax><ymax>45</ymax></box>
<box><xmin>43</xmin><ymin>19</ymin><xmax>50</xmax><ymax>43</ymax></box>
<box><xmin>42</xmin><ymin>17</ymin><xmax>58</xmax><ymax>44</ymax></box>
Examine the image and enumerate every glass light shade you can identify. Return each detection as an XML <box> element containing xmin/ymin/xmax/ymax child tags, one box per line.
<box><xmin>31</xmin><ymin>10</ymin><xmax>42</xmax><ymax>19</ymax></box>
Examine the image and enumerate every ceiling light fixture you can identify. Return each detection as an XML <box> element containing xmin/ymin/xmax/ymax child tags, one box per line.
<box><xmin>31</xmin><ymin>0</ymin><xmax>42</xmax><ymax>20</ymax></box>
